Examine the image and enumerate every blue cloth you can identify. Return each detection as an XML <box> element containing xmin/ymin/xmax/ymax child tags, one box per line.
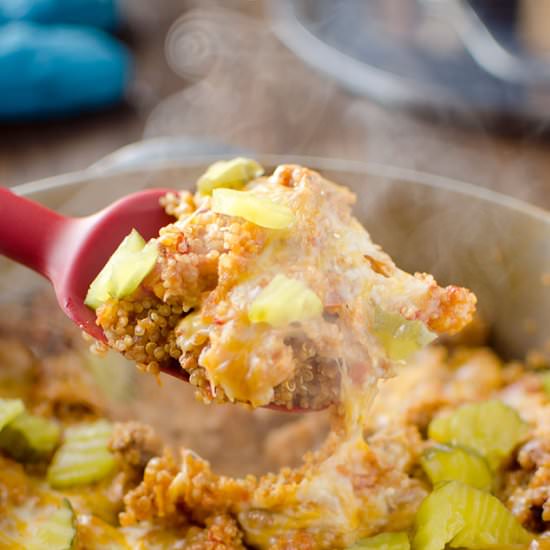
<box><xmin>0</xmin><ymin>22</ymin><xmax>131</xmax><ymax>118</ymax></box>
<box><xmin>0</xmin><ymin>0</ymin><xmax>119</xmax><ymax>30</ymax></box>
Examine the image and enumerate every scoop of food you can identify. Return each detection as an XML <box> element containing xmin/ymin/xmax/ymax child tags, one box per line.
<box><xmin>85</xmin><ymin>159</ymin><xmax>477</xmax><ymax>410</ymax></box>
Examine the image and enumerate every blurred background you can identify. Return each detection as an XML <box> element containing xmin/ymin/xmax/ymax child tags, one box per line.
<box><xmin>2</xmin><ymin>0</ymin><xmax>550</xmax><ymax>208</ymax></box>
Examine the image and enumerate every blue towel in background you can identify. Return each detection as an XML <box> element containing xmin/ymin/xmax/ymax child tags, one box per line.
<box><xmin>0</xmin><ymin>0</ymin><xmax>131</xmax><ymax>119</ymax></box>
<box><xmin>0</xmin><ymin>0</ymin><xmax>120</xmax><ymax>30</ymax></box>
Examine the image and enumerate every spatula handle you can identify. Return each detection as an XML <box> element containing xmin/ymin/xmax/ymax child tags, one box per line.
<box><xmin>0</xmin><ymin>187</ymin><xmax>65</xmax><ymax>279</ymax></box>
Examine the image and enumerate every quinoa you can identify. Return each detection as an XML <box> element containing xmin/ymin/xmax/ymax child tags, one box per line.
<box><xmin>98</xmin><ymin>294</ymin><xmax>182</xmax><ymax>376</ymax></box>
<box><xmin>271</xmin><ymin>338</ymin><xmax>340</xmax><ymax>410</ymax></box>
<box><xmin>95</xmin><ymin>163</ymin><xmax>476</xmax><ymax>410</ymax></box>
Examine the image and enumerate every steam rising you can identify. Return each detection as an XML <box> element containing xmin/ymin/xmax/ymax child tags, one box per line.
<box><xmin>165</xmin><ymin>9</ymin><xmax>221</xmax><ymax>80</ymax></box>
<box><xmin>145</xmin><ymin>6</ymin><xmax>336</xmax><ymax>152</ymax></box>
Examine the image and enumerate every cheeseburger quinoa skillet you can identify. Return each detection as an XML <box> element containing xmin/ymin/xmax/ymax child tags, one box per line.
<box><xmin>0</xmin><ymin>160</ymin><xmax>548</xmax><ymax>549</ymax></box>
<box><xmin>89</xmin><ymin>160</ymin><xmax>475</xmax><ymax>410</ymax></box>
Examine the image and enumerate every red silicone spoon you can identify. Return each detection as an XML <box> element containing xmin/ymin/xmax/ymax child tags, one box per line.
<box><xmin>0</xmin><ymin>186</ymin><xmax>186</xmax><ymax>375</ymax></box>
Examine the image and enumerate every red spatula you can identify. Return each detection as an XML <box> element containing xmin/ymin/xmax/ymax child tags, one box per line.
<box><xmin>0</xmin><ymin>186</ymin><xmax>178</xmax><ymax>356</ymax></box>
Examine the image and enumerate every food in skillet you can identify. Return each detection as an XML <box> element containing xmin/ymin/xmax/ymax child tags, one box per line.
<box><xmin>0</xmin><ymin>164</ymin><xmax>550</xmax><ymax>550</ymax></box>
<box><xmin>1</xmin><ymin>308</ymin><xmax>550</xmax><ymax>548</ymax></box>
<box><xmin>86</xmin><ymin>159</ymin><xmax>476</xmax><ymax>409</ymax></box>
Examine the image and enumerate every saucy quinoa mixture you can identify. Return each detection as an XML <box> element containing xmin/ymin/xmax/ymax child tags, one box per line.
<box><xmin>92</xmin><ymin>162</ymin><xmax>475</xmax><ymax>410</ymax></box>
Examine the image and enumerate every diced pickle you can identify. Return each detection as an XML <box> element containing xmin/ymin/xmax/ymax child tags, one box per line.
<box><xmin>350</xmin><ymin>532</ymin><xmax>410</xmax><ymax>549</ymax></box>
<box><xmin>111</xmin><ymin>240</ymin><xmax>157</xmax><ymax>299</ymax></box>
<box><xmin>421</xmin><ymin>444</ymin><xmax>493</xmax><ymax>491</ymax></box>
<box><xmin>413</xmin><ymin>482</ymin><xmax>462</xmax><ymax>550</ymax></box>
<box><xmin>0</xmin><ymin>412</ymin><xmax>61</xmax><ymax>461</ymax></box>
<box><xmin>197</xmin><ymin>157</ymin><xmax>264</xmax><ymax>195</ymax></box>
<box><xmin>372</xmin><ymin>306</ymin><xmax>437</xmax><ymax>361</ymax></box>
<box><xmin>85</xmin><ymin>228</ymin><xmax>144</xmax><ymax>309</ymax></box>
<box><xmin>248</xmin><ymin>274</ymin><xmax>323</xmax><ymax>328</ymax></box>
<box><xmin>413</xmin><ymin>481</ymin><xmax>532</xmax><ymax>550</ymax></box>
<box><xmin>211</xmin><ymin>188</ymin><xmax>294</xmax><ymax>229</ymax></box>
<box><xmin>27</xmin><ymin>499</ymin><xmax>76</xmax><ymax>550</ymax></box>
<box><xmin>450</xmin><ymin>483</ymin><xmax>532</xmax><ymax>548</ymax></box>
<box><xmin>47</xmin><ymin>420</ymin><xmax>116</xmax><ymax>489</ymax></box>
<box><xmin>0</xmin><ymin>398</ymin><xmax>24</xmax><ymax>431</ymax></box>
<box><xmin>428</xmin><ymin>400</ymin><xmax>529</xmax><ymax>469</ymax></box>
<box><xmin>85</xmin><ymin>229</ymin><xmax>158</xmax><ymax>310</ymax></box>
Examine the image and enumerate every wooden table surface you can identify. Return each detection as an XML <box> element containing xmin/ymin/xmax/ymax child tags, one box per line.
<box><xmin>1</xmin><ymin>0</ymin><xmax>549</xmax><ymax>211</ymax></box>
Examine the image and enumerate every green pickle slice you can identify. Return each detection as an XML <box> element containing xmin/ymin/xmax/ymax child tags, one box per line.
<box><xmin>372</xmin><ymin>306</ymin><xmax>437</xmax><ymax>361</ymax></box>
<box><xmin>428</xmin><ymin>400</ymin><xmax>529</xmax><ymax>469</ymax></box>
<box><xmin>111</xmin><ymin>240</ymin><xmax>157</xmax><ymax>299</ymax></box>
<box><xmin>0</xmin><ymin>412</ymin><xmax>61</xmax><ymax>461</ymax></box>
<box><xmin>0</xmin><ymin>397</ymin><xmax>24</xmax><ymax>431</ymax></box>
<box><xmin>350</xmin><ymin>532</ymin><xmax>410</xmax><ymax>549</ymax></box>
<box><xmin>47</xmin><ymin>420</ymin><xmax>116</xmax><ymax>489</ymax></box>
<box><xmin>421</xmin><ymin>444</ymin><xmax>493</xmax><ymax>491</ymax></box>
<box><xmin>413</xmin><ymin>483</ymin><xmax>463</xmax><ymax>550</ymax></box>
<box><xmin>413</xmin><ymin>481</ymin><xmax>532</xmax><ymax>550</ymax></box>
<box><xmin>27</xmin><ymin>499</ymin><xmax>76</xmax><ymax>550</ymax></box>
<box><xmin>211</xmin><ymin>188</ymin><xmax>295</xmax><ymax>229</ymax></box>
<box><xmin>248</xmin><ymin>274</ymin><xmax>323</xmax><ymax>327</ymax></box>
<box><xmin>85</xmin><ymin>229</ymin><xmax>158</xmax><ymax>310</ymax></box>
<box><xmin>197</xmin><ymin>157</ymin><xmax>264</xmax><ymax>195</ymax></box>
